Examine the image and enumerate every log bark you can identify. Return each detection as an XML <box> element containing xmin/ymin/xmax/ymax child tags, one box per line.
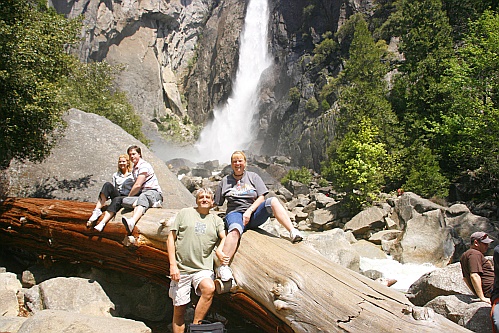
<box><xmin>0</xmin><ymin>198</ymin><xmax>471</xmax><ymax>333</ymax></box>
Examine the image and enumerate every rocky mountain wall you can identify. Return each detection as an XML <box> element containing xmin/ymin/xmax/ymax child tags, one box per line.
<box><xmin>50</xmin><ymin>0</ymin><xmax>375</xmax><ymax>169</ymax></box>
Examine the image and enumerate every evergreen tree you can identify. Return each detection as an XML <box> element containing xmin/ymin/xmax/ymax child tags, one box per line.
<box><xmin>392</xmin><ymin>0</ymin><xmax>454</xmax><ymax>140</ymax></box>
<box><xmin>322</xmin><ymin>118</ymin><xmax>387</xmax><ymax>213</ymax></box>
<box><xmin>437</xmin><ymin>10</ymin><xmax>499</xmax><ymax>198</ymax></box>
<box><xmin>322</xmin><ymin>15</ymin><xmax>401</xmax><ymax>212</ymax></box>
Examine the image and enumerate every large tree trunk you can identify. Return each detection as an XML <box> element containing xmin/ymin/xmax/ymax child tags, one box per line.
<box><xmin>0</xmin><ymin>198</ymin><xmax>471</xmax><ymax>332</ymax></box>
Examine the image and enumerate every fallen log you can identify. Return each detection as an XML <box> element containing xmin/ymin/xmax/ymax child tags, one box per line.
<box><xmin>0</xmin><ymin>198</ymin><xmax>471</xmax><ymax>332</ymax></box>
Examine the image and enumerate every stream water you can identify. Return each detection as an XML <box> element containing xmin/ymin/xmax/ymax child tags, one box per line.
<box><xmin>360</xmin><ymin>256</ymin><xmax>436</xmax><ymax>292</ymax></box>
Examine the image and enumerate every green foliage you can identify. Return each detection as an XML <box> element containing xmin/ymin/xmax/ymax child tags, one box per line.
<box><xmin>288</xmin><ymin>87</ymin><xmax>301</xmax><ymax>103</ymax></box>
<box><xmin>392</xmin><ymin>0</ymin><xmax>454</xmax><ymax>139</ymax></box>
<box><xmin>0</xmin><ymin>0</ymin><xmax>81</xmax><ymax>168</ymax></box>
<box><xmin>312</xmin><ymin>37</ymin><xmax>338</xmax><ymax>64</ymax></box>
<box><xmin>436</xmin><ymin>10</ymin><xmax>499</xmax><ymax>183</ymax></box>
<box><xmin>305</xmin><ymin>97</ymin><xmax>319</xmax><ymax>113</ymax></box>
<box><xmin>281</xmin><ymin>167</ymin><xmax>313</xmax><ymax>186</ymax></box>
<box><xmin>321</xmin><ymin>99</ymin><xmax>330</xmax><ymax>110</ymax></box>
<box><xmin>402</xmin><ymin>146</ymin><xmax>449</xmax><ymax>198</ymax></box>
<box><xmin>322</xmin><ymin>119</ymin><xmax>387</xmax><ymax>213</ymax></box>
<box><xmin>60</xmin><ymin>62</ymin><xmax>150</xmax><ymax>145</ymax></box>
<box><xmin>303</xmin><ymin>5</ymin><xmax>315</xmax><ymax>19</ymax></box>
<box><xmin>331</xmin><ymin>15</ymin><xmax>399</xmax><ymax>144</ymax></box>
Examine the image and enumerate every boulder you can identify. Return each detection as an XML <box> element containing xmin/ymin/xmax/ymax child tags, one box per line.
<box><xmin>2</xmin><ymin>109</ymin><xmax>195</xmax><ymax>209</ymax></box>
<box><xmin>0</xmin><ymin>289</ymin><xmax>19</xmax><ymax>317</ymax></box>
<box><xmin>0</xmin><ymin>317</ymin><xmax>27</xmax><ymax>332</ymax></box>
<box><xmin>286</xmin><ymin>180</ymin><xmax>310</xmax><ymax>196</ymax></box>
<box><xmin>0</xmin><ymin>272</ymin><xmax>22</xmax><ymax>292</ymax></box>
<box><xmin>16</xmin><ymin>309</ymin><xmax>151</xmax><ymax>333</ymax></box>
<box><xmin>396</xmin><ymin>209</ymin><xmax>455</xmax><ymax>266</ymax></box>
<box><xmin>368</xmin><ymin>230</ymin><xmax>403</xmax><ymax>245</ymax></box>
<box><xmin>309</xmin><ymin>209</ymin><xmax>335</xmax><ymax>231</ymax></box>
<box><xmin>425</xmin><ymin>294</ymin><xmax>492</xmax><ymax>333</ymax></box>
<box><xmin>25</xmin><ymin>277</ymin><xmax>114</xmax><ymax>317</ymax></box>
<box><xmin>343</xmin><ymin>206</ymin><xmax>387</xmax><ymax>237</ymax></box>
<box><xmin>351</xmin><ymin>240</ymin><xmax>387</xmax><ymax>260</ymax></box>
<box><xmin>407</xmin><ymin>262</ymin><xmax>473</xmax><ymax>306</ymax></box>
<box><xmin>310</xmin><ymin>192</ymin><xmax>336</xmax><ymax>208</ymax></box>
<box><xmin>304</xmin><ymin>229</ymin><xmax>360</xmax><ymax>271</ymax></box>
<box><xmin>394</xmin><ymin>192</ymin><xmax>442</xmax><ymax>228</ymax></box>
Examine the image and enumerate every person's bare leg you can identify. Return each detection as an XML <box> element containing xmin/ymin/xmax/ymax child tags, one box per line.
<box><xmin>130</xmin><ymin>205</ymin><xmax>145</xmax><ymax>224</ymax></box>
<box><xmin>94</xmin><ymin>211</ymin><xmax>115</xmax><ymax>231</ymax></box>
<box><xmin>100</xmin><ymin>211</ymin><xmax>115</xmax><ymax>225</ymax></box>
<box><xmin>172</xmin><ymin>304</ymin><xmax>187</xmax><ymax>333</ymax></box>
<box><xmin>222</xmin><ymin>229</ymin><xmax>241</xmax><ymax>259</ymax></box>
<box><xmin>270</xmin><ymin>197</ymin><xmax>294</xmax><ymax>232</ymax></box>
<box><xmin>193</xmin><ymin>278</ymin><xmax>215</xmax><ymax>325</ymax></box>
<box><xmin>94</xmin><ymin>192</ymin><xmax>107</xmax><ymax>210</ymax></box>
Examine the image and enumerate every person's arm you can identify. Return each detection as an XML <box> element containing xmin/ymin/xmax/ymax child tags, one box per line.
<box><xmin>242</xmin><ymin>195</ymin><xmax>265</xmax><ymax>226</ymax></box>
<box><xmin>128</xmin><ymin>173</ymin><xmax>146</xmax><ymax>196</ymax></box>
<box><xmin>470</xmin><ymin>272</ymin><xmax>491</xmax><ymax>303</ymax></box>
<box><xmin>167</xmin><ymin>230</ymin><xmax>180</xmax><ymax>282</ymax></box>
<box><xmin>216</xmin><ymin>230</ymin><xmax>229</xmax><ymax>265</ymax></box>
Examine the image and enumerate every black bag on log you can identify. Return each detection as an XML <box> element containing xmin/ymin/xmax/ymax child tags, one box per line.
<box><xmin>187</xmin><ymin>320</ymin><xmax>226</xmax><ymax>333</ymax></box>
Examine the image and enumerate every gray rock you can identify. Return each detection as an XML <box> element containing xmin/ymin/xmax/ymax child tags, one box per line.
<box><xmin>0</xmin><ymin>317</ymin><xmax>27</xmax><ymax>332</ymax></box>
<box><xmin>191</xmin><ymin>168</ymin><xmax>212</xmax><ymax>178</ymax></box>
<box><xmin>309</xmin><ymin>209</ymin><xmax>334</xmax><ymax>229</ymax></box>
<box><xmin>265</xmin><ymin>164</ymin><xmax>289</xmax><ymax>181</ymax></box>
<box><xmin>33</xmin><ymin>277</ymin><xmax>115</xmax><ymax>317</ymax></box>
<box><xmin>0</xmin><ymin>289</ymin><xmax>19</xmax><ymax>317</ymax></box>
<box><xmin>310</xmin><ymin>192</ymin><xmax>335</xmax><ymax>209</ymax></box>
<box><xmin>21</xmin><ymin>271</ymin><xmax>36</xmax><ymax>288</ymax></box>
<box><xmin>270</xmin><ymin>156</ymin><xmax>291</xmax><ymax>165</ymax></box>
<box><xmin>407</xmin><ymin>262</ymin><xmax>472</xmax><ymax>306</ymax></box>
<box><xmin>2</xmin><ymin>109</ymin><xmax>195</xmax><ymax>209</ymax></box>
<box><xmin>165</xmin><ymin>158</ymin><xmax>197</xmax><ymax>169</ymax></box>
<box><xmin>397</xmin><ymin>209</ymin><xmax>455</xmax><ymax>266</ymax></box>
<box><xmin>351</xmin><ymin>240</ymin><xmax>387</xmax><ymax>260</ymax></box>
<box><xmin>286</xmin><ymin>180</ymin><xmax>309</xmax><ymax>196</ymax></box>
<box><xmin>368</xmin><ymin>230</ymin><xmax>403</xmax><ymax>245</ymax></box>
<box><xmin>343</xmin><ymin>206</ymin><xmax>387</xmax><ymax>236</ymax></box>
<box><xmin>304</xmin><ymin>229</ymin><xmax>360</xmax><ymax>271</ymax></box>
<box><xmin>202</xmin><ymin>160</ymin><xmax>219</xmax><ymax>171</ymax></box>
<box><xmin>425</xmin><ymin>294</ymin><xmax>492</xmax><ymax>332</ymax></box>
<box><xmin>0</xmin><ymin>272</ymin><xmax>22</xmax><ymax>292</ymax></box>
<box><xmin>276</xmin><ymin>186</ymin><xmax>293</xmax><ymax>202</ymax></box>
<box><xmin>17</xmin><ymin>309</ymin><xmax>151</xmax><ymax>333</ymax></box>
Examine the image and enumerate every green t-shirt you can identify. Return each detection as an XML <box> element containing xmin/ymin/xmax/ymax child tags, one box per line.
<box><xmin>171</xmin><ymin>207</ymin><xmax>225</xmax><ymax>274</ymax></box>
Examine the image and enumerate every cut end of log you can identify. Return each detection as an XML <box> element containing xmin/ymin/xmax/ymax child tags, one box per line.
<box><xmin>122</xmin><ymin>235</ymin><xmax>136</xmax><ymax>247</ymax></box>
<box><xmin>273</xmin><ymin>300</ymin><xmax>290</xmax><ymax>311</ymax></box>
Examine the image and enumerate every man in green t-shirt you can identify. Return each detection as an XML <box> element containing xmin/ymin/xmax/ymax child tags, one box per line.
<box><xmin>167</xmin><ymin>188</ymin><xmax>227</xmax><ymax>333</ymax></box>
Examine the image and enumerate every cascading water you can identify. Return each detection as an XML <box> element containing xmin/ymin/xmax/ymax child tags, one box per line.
<box><xmin>195</xmin><ymin>0</ymin><xmax>272</xmax><ymax>163</ymax></box>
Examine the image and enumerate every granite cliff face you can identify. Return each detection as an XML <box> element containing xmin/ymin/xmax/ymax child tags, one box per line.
<box><xmin>50</xmin><ymin>0</ymin><xmax>373</xmax><ymax>169</ymax></box>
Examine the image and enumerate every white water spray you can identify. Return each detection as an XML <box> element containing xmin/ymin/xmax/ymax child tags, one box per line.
<box><xmin>195</xmin><ymin>0</ymin><xmax>272</xmax><ymax>162</ymax></box>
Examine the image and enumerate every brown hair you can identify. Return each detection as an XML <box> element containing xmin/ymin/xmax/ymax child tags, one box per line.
<box><xmin>117</xmin><ymin>154</ymin><xmax>132</xmax><ymax>173</ymax></box>
<box><xmin>127</xmin><ymin>145</ymin><xmax>142</xmax><ymax>157</ymax></box>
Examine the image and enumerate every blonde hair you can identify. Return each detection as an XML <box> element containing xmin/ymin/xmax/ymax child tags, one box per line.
<box><xmin>117</xmin><ymin>154</ymin><xmax>132</xmax><ymax>173</ymax></box>
<box><xmin>231</xmin><ymin>150</ymin><xmax>247</xmax><ymax>162</ymax></box>
<box><xmin>195</xmin><ymin>187</ymin><xmax>214</xmax><ymax>200</ymax></box>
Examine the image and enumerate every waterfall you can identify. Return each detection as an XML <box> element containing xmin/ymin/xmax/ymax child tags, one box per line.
<box><xmin>195</xmin><ymin>0</ymin><xmax>272</xmax><ymax>163</ymax></box>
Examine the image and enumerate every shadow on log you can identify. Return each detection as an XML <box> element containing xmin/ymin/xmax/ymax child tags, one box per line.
<box><xmin>0</xmin><ymin>198</ymin><xmax>471</xmax><ymax>332</ymax></box>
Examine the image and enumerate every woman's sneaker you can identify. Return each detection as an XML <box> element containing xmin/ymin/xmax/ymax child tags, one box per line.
<box><xmin>217</xmin><ymin>265</ymin><xmax>233</xmax><ymax>282</ymax></box>
<box><xmin>290</xmin><ymin>229</ymin><xmax>303</xmax><ymax>243</ymax></box>
<box><xmin>94</xmin><ymin>221</ymin><xmax>106</xmax><ymax>232</ymax></box>
<box><xmin>87</xmin><ymin>209</ymin><xmax>102</xmax><ymax>228</ymax></box>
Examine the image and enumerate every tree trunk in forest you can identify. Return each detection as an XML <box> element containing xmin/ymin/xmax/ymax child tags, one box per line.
<box><xmin>0</xmin><ymin>198</ymin><xmax>471</xmax><ymax>333</ymax></box>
